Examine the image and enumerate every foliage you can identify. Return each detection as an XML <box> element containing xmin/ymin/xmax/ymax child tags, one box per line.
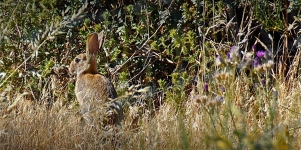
<box><xmin>1</xmin><ymin>0</ymin><xmax>301</xmax><ymax>149</ymax></box>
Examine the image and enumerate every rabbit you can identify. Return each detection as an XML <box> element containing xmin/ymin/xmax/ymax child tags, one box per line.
<box><xmin>69</xmin><ymin>31</ymin><xmax>123</xmax><ymax>125</ymax></box>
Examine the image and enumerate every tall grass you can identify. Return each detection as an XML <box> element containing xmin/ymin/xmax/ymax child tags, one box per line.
<box><xmin>1</xmin><ymin>0</ymin><xmax>301</xmax><ymax>149</ymax></box>
<box><xmin>1</xmin><ymin>70</ymin><xmax>301</xmax><ymax>149</ymax></box>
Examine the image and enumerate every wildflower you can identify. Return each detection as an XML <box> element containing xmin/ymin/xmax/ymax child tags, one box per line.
<box><xmin>215</xmin><ymin>96</ymin><xmax>224</xmax><ymax>104</ymax></box>
<box><xmin>226</xmin><ymin>52</ymin><xmax>231</xmax><ymax>63</ymax></box>
<box><xmin>262</xmin><ymin>62</ymin><xmax>273</xmax><ymax>70</ymax></box>
<box><xmin>207</xmin><ymin>96</ymin><xmax>224</xmax><ymax>107</ymax></box>
<box><xmin>230</xmin><ymin>45</ymin><xmax>239</xmax><ymax>52</ymax></box>
<box><xmin>215</xmin><ymin>55</ymin><xmax>223</xmax><ymax>67</ymax></box>
<box><xmin>261</xmin><ymin>78</ymin><xmax>266</xmax><ymax>85</ymax></box>
<box><xmin>253</xmin><ymin>57</ymin><xmax>259</xmax><ymax>67</ymax></box>
<box><xmin>226</xmin><ymin>52</ymin><xmax>230</xmax><ymax>59</ymax></box>
<box><xmin>266</xmin><ymin>60</ymin><xmax>274</xmax><ymax>69</ymax></box>
<box><xmin>221</xmin><ymin>86</ymin><xmax>225</xmax><ymax>92</ymax></box>
<box><xmin>228</xmin><ymin>45</ymin><xmax>240</xmax><ymax>62</ymax></box>
<box><xmin>256</xmin><ymin>50</ymin><xmax>265</xmax><ymax>58</ymax></box>
<box><xmin>204</xmin><ymin>83</ymin><xmax>209</xmax><ymax>93</ymax></box>
<box><xmin>254</xmin><ymin>64</ymin><xmax>264</xmax><ymax>73</ymax></box>
<box><xmin>238</xmin><ymin>52</ymin><xmax>254</xmax><ymax>70</ymax></box>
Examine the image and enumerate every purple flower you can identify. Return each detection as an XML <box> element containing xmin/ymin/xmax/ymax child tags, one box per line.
<box><xmin>228</xmin><ymin>45</ymin><xmax>240</xmax><ymax>61</ymax></box>
<box><xmin>215</xmin><ymin>96</ymin><xmax>224</xmax><ymax>104</ymax></box>
<box><xmin>226</xmin><ymin>52</ymin><xmax>230</xmax><ymax>60</ymax></box>
<box><xmin>261</xmin><ymin>78</ymin><xmax>266</xmax><ymax>85</ymax></box>
<box><xmin>252</xmin><ymin>45</ymin><xmax>256</xmax><ymax>51</ymax></box>
<box><xmin>230</xmin><ymin>46</ymin><xmax>239</xmax><ymax>52</ymax></box>
<box><xmin>215</xmin><ymin>55</ymin><xmax>223</xmax><ymax>66</ymax></box>
<box><xmin>256</xmin><ymin>50</ymin><xmax>265</xmax><ymax>58</ymax></box>
<box><xmin>217</xmin><ymin>55</ymin><xmax>222</xmax><ymax>61</ymax></box>
<box><xmin>254</xmin><ymin>57</ymin><xmax>259</xmax><ymax>67</ymax></box>
<box><xmin>204</xmin><ymin>83</ymin><xmax>209</xmax><ymax>93</ymax></box>
<box><xmin>216</xmin><ymin>96</ymin><xmax>224</xmax><ymax>102</ymax></box>
<box><xmin>221</xmin><ymin>86</ymin><xmax>225</xmax><ymax>92</ymax></box>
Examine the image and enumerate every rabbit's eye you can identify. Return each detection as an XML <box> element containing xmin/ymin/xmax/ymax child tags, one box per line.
<box><xmin>75</xmin><ymin>58</ymin><xmax>81</xmax><ymax>63</ymax></box>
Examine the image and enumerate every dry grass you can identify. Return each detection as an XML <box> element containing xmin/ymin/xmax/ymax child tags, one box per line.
<box><xmin>1</xmin><ymin>71</ymin><xmax>301</xmax><ymax>149</ymax></box>
<box><xmin>1</xmin><ymin>1</ymin><xmax>301</xmax><ymax>149</ymax></box>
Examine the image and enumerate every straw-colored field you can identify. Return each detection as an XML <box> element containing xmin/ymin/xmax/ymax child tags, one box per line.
<box><xmin>1</xmin><ymin>1</ymin><xmax>301</xmax><ymax>149</ymax></box>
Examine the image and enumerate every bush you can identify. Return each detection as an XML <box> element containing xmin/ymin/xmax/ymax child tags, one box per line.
<box><xmin>1</xmin><ymin>0</ymin><xmax>301</xmax><ymax>149</ymax></box>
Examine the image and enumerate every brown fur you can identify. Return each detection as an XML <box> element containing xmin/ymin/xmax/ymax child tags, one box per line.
<box><xmin>69</xmin><ymin>32</ymin><xmax>122</xmax><ymax>125</ymax></box>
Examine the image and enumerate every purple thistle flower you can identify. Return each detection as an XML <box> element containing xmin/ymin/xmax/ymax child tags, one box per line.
<box><xmin>215</xmin><ymin>96</ymin><xmax>224</xmax><ymax>104</ymax></box>
<box><xmin>217</xmin><ymin>55</ymin><xmax>222</xmax><ymax>61</ymax></box>
<box><xmin>221</xmin><ymin>86</ymin><xmax>225</xmax><ymax>92</ymax></box>
<box><xmin>256</xmin><ymin>50</ymin><xmax>265</xmax><ymax>58</ymax></box>
<box><xmin>226</xmin><ymin>52</ymin><xmax>230</xmax><ymax>60</ymax></box>
<box><xmin>216</xmin><ymin>96</ymin><xmax>224</xmax><ymax>102</ymax></box>
<box><xmin>215</xmin><ymin>55</ymin><xmax>223</xmax><ymax>66</ymax></box>
<box><xmin>230</xmin><ymin>46</ymin><xmax>238</xmax><ymax>52</ymax></box>
<box><xmin>261</xmin><ymin>78</ymin><xmax>266</xmax><ymax>85</ymax></box>
<box><xmin>254</xmin><ymin>57</ymin><xmax>259</xmax><ymax>67</ymax></box>
<box><xmin>228</xmin><ymin>45</ymin><xmax>240</xmax><ymax>61</ymax></box>
<box><xmin>204</xmin><ymin>83</ymin><xmax>209</xmax><ymax>93</ymax></box>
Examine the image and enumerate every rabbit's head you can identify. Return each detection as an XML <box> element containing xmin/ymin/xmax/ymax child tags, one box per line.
<box><xmin>69</xmin><ymin>31</ymin><xmax>104</xmax><ymax>76</ymax></box>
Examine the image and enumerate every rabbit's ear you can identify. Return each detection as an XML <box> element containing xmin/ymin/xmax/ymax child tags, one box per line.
<box><xmin>86</xmin><ymin>33</ymin><xmax>99</xmax><ymax>56</ymax></box>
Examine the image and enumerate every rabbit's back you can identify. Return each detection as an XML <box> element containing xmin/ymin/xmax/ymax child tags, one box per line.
<box><xmin>75</xmin><ymin>73</ymin><xmax>122</xmax><ymax>125</ymax></box>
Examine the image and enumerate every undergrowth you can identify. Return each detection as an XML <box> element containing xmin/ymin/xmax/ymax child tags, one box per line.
<box><xmin>1</xmin><ymin>0</ymin><xmax>301</xmax><ymax>149</ymax></box>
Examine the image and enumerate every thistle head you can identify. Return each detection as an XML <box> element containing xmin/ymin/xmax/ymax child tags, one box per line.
<box><xmin>204</xmin><ymin>83</ymin><xmax>209</xmax><ymax>93</ymax></box>
<box><xmin>256</xmin><ymin>50</ymin><xmax>266</xmax><ymax>58</ymax></box>
<box><xmin>215</xmin><ymin>55</ymin><xmax>223</xmax><ymax>67</ymax></box>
